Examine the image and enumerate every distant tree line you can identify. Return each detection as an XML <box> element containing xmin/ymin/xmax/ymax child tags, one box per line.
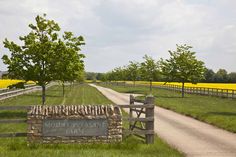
<box><xmin>88</xmin><ymin>69</ymin><xmax>236</xmax><ymax>84</ymax></box>
<box><xmin>203</xmin><ymin>69</ymin><xmax>236</xmax><ymax>83</ymax></box>
<box><xmin>93</xmin><ymin>68</ymin><xmax>236</xmax><ymax>83</ymax></box>
<box><xmin>86</xmin><ymin>72</ymin><xmax>104</xmax><ymax>81</ymax></box>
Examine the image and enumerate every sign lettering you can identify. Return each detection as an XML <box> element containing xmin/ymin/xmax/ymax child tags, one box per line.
<box><xmin>43</xmin><ymin>119</ymin><xmax>108</xmax><ymax>136</ymax></box>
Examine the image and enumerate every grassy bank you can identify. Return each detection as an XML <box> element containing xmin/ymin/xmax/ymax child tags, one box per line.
<box><xmin>100</xmin><ymin>84</ymin><xmax>236</xmax><ymax>133</ymax></box>
<box><xmin>0</xmin><ymin>135</ymin><xmax>182</xmax><ymax>157</ymax></box>
<box><xmin>0</xmin><ymin>83</ymin><xmax>183</xmax><ymax>157</ymax></box>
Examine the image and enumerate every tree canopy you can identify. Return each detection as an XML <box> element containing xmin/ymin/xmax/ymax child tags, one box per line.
<box><xmin>2</xmin><ymin>14</ymin><xmax>85</xmax><ymax>104</ymax></box>
<box><xmin>140</xmin><ymin>55</ymin><xmax>159</xmax><ymax>91</ymax></box>
<box><xmin>126</xmin><ymin>61</ymin><xmax>140</xmax><ymax>86</ymax></box>
<box><xmin>53</xmin><ymin>31</ymin><xmax>85</xmax><ymax>96</ymax></box>
<box><xmin>160</xmin><ymin>44</ymin><xmax>206</xmax><ymax>97</ymax></box>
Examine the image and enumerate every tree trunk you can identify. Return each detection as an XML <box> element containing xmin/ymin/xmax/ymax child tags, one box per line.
<box><xmin>150</xmin><ymin>80</ymin><xmax>152</xmax><ymax>92</ymax></box>
<box><xmin>182</xmin><ymin>82</ymin><xmax>185</xmax><ymax>98</ymax></box>
<box><xmin>133</xmin><ymin>80</ymin><xmax>136</xmax><ymax>87</ymax></box>
<box><xmin>70</xmin><ymin>82</ymin><xmax>72</xmax><ymax>90</ymax></box>
<box><xmin>42</xmin><ymin>85</ymin><xmax>46</xmax><ymax>105</ymax></box>
<box><xmin>62</xmin><ymin>82</ymin><xmax>65</xmax><ymax>97</ymax></box>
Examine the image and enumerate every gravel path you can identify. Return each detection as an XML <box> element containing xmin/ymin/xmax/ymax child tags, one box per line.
<box><xmin>90</xmin><ymin>84</ymin><xmax>236</xmax><ymax>157</ymax></box>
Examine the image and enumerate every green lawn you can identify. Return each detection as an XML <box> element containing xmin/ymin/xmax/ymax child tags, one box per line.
<box><xmin>0</xmin><ymin>83</ymin><xmax>183</xmax><ymax>157</ymax></box>
<box><xmin>0</xmin><ymin>83</ymin><xmax>112</xmax><ymax>106</ymax></box>
<box><xmin>100</xmin><ymin>84</ymin><xmax>236</xmax><ymax>133</ymax></box>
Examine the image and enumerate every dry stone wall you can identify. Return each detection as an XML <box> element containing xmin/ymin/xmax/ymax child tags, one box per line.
<box><xmin>27</xmin><ymin>105</ymin><xmax>122</xmax><ymax>143</ymax></box>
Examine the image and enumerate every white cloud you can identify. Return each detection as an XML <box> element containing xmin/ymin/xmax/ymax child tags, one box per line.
<box><xmin>0</xmin><ymin>0</ymin><xmax>236</xmax><ymax>72</ymax></box>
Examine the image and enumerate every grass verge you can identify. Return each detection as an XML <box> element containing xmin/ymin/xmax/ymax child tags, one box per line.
<box><xmin>0</xmin><ymin>83</ymin><xmax>183</xmax><ymax>157</ymax></box>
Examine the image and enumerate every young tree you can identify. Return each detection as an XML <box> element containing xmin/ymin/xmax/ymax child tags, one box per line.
<box><xmin>140</xmin><ymin>55</ymin><xmax>159</xmax><ymax>91</ymax></box>
<box><xmin>126</xmin><ymin>61</ymin><xmax>140</xmax><ymax>86</ymax></box>
<box><xmin>112</xmin><ymin>67</ymin><xmax>127</xmax><ymax>82</ymax></box>
<box><xmin>2</xmin><ymin>14</ymin><xmax>85</xmax><ymax>104</ymax></box>
<box><xmin>160</xmin><ymin>44</ymin><xmax>206</xmax><ymax>98</ymax></box>
<box><xmin>105</xmin><ymin>72</ymin><xmax>113</xmax><ymax>82</ymax></box>
<box><xmin>53</xmin><ymin>31</ymin><xmax>85</xmax><ymax>96</ymax></box>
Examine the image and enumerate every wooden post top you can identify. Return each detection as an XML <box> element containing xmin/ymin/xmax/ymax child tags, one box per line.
<box><xmin>145</xmin><ymin>95</ymin><xmax>154</xmax><ymax>104</ymax></box>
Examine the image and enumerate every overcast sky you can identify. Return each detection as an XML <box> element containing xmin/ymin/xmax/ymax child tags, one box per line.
<box><xmin>0</xmin><ymin>0</ymin><xmax>236</xmax><ymax>73</ymax></box>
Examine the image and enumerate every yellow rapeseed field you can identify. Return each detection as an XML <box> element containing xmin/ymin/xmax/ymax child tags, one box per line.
<box><xmin>125</xmin><ymin>81</ymin><xmax>236</xmax><ymax>90</ymax></box>
<box><xmin>0</xmin><ymin>79</ymin><xmax>35</xmax><ymax>89</ymax></box>
<box><xmin>85</xmin><ymin>80</ymin><xmax>101</xmax><ymax>83</ymax></box>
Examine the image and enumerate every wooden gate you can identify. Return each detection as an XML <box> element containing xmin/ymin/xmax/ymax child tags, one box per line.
<box><xmin>117</xmin><ymin>95</ymin><xmax>155</xmax><ymax>144</ymax></box>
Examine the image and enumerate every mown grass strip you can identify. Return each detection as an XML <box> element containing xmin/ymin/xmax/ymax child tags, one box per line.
<box><xmin>0</xmin><ymin>83</ymin><xmax>112</xmax><ymax>106</ymax></box>
<box><xmin>0</xmin><ymin>135</ymin><xmax>183</xmax><ymax>157</ymax></box>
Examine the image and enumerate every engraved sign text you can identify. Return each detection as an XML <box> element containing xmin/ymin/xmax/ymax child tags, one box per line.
<box><xmin>43</xmin><ymin>119</ymin><xmax>108</xmax><ymax>136</ymax></box>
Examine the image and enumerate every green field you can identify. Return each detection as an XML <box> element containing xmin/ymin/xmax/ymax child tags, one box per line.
<box><xmin>100</xmin><ymin>84</ymin><xmax>236</xmax><ymax>133</ymax></box>
<box><xmin>0</xmin><ymin>83</ymin><xmax>112</xmax><ymax>106</ymax></box>
<box><xmin>0</xmin><ymin>83</ymin><xmax>183</xmax><ymax>157</ymax></box>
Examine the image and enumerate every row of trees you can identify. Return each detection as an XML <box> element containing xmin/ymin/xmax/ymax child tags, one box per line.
<box><xmin>100</xmin><ymin>55</ymin><xmax>159</xmax><ymax>87</ymax></box>
<box><xmin>2</xmin><ymin>14</ymin><xmax>85</xmax><ymax>104</ymax></box>
<box><xmin>88</xmin><ymin>68</ymin><xmax>236</xmax><ymax>84</ymax></box>
<box><xmin>204</xmin><ymin>69</ymin><xmax>236</xmax><ymax>83</ymax></box>
<box><xmin>102</xmin><ymin>44</ymin><xmax>206</xmax><ymax>98</ymax></box>
<box><xmin>101</xmin><ymin>45</ymin><xmax>236</xmax><ymax>97</ymax></box>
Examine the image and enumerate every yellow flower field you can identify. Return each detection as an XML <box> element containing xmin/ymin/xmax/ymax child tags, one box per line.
<box><xmin>85</xmin><ymin>80</ymin><xmax>101</xmax><ymax>83</ymax></box>
<box><xmin>0</xmin><ymin>79</ymin><xmax>35</xmax><ymax>89</ymax></box>
<box><xmin>125</xmin><ymin>81</ymin><xmax>236</xmax><ymax>90</ymax></box>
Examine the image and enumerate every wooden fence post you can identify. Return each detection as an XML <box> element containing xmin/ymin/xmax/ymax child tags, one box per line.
<box><xmin>129</xmin><ymin>95</ymin><xmax>134</xmax><ymax>130</ymax></box>
<box><xmin>145</xmin><ymin>95</ymin><xmax>154</xmax><ymax>144</ymax></box>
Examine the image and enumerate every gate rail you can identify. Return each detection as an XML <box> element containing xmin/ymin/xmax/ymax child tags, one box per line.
<box><xmin>0</xmin><ymin>106</ymin><xmax>30</xmax><ymax>137</ymax></box>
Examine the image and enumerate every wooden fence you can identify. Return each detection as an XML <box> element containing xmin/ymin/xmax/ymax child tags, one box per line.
<box><xmin>0</xmin><ymin>106</ymin><xmax>29</xmax><ymax>137</ymax></box>
<box><xmin>156</xmin><ymin>84</ymin><xmax>236</xmax><ymax>99</ymax></box>
<box><xmin>0</xmin><ymin>83</ymin><xmax>56</xmax><ymax>101</ymax></box>
<box><xmin>116</xmin><ymin>95</ymin><xmax>155</xmax><ymax>144</ymax></box>
<box><xmin>0</xmin><ymin>95</ymin><xmax>155</xmax><ymax>144</ymax></box>
<box><xmin>0</xmin><ymin>86</ymin><xmax>41</xmax><ymax>101</ymax></box>
<box><xmin>0</xmin><ymin>84</ymin><xmax>36</xmax><ymax>93</ymax></box>
<box><xmin>100</xmin><ymin>82</ymin><xmax>236</xmax><ymax>99</ymax></box>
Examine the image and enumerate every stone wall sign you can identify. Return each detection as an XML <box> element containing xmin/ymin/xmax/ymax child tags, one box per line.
<box><xmin>27</xmin><ymin>105</ymin><xmax>122</xmax><ymax>143</ymax></box>
<box><xmin>43</xmin><ymin>119</ymin><xmax>108</xmax><ymax>137</ymax></box>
